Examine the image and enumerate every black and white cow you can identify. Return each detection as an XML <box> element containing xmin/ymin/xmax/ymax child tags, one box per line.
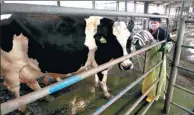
<box><xmin>1</xmin><ymin>13</ymin><xmax>135</xmax><ymax>99</ymax></box>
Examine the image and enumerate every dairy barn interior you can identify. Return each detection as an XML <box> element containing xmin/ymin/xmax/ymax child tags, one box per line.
<box><xmin>0</xmin><ymin>1</ymin><xmax>194</xmax><ymax>115</ymax></box>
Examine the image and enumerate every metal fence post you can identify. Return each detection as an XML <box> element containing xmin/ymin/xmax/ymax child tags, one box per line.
<box><xmin>125</xmin><ymin>1</ymin><xmax>127</xmax><ymax>12</ymax></box>
<box><xmin>92</xmin><ymin>1</ymin><xmax>95</xmax><ymax>9</ymax></box>
<box><xmin>116</xmin><ymin>1</ymin><xmax>119</xmax><ymax>11</ymax></box>
<box><xmin>143</xmin><ymin>1</ymin><xmax>149</xmax><ymax>30</ymax></box>
<box><xmin>57</xmin><ymin>1</ymin><xmax>60</xmax><ymax>7</ymax></box>
<box><xmin>163</xmin><ymin>7</ymin><xmax>185</xmax><ymax>115</ymax></box>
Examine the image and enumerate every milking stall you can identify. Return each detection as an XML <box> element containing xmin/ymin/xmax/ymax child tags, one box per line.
<box><xmin>1</xmin><ymin>1</ymin><xmax>194</xmax><ymax>115</ymax></box>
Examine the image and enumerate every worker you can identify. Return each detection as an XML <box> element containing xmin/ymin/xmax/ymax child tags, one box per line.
<box><xmin>142</xmin><ymin>12</ymin><xmax>173</xmax><ymax>103</ymax></box>
<box><xmin>149</xmin><ymin>12</ymin><xmax>173</xmax><ymax>53</ymax></box>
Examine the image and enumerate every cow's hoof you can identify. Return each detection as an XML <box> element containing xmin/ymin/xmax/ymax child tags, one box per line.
<box><xmin>104</xmin><ymin>94</ymin><xmax>113</xmax><ymax>100</ymax></box>
<box><xmin>44</xmin><ymin>95</ymin><xmax>54</xmax><ymax>102</ymax></box>
<box><xmin>18</xmin><ymin>106</ymin><xmax>31</xmax><ymax>115</ymax></box>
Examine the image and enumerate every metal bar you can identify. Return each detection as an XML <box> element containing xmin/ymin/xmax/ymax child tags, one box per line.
<box><xmin>185</xmin><ymin>20</ymin><xmax>194</xmax><ymax>23</ymax></box>
<box><xmin>168</xmin><ymin>0</ymin><xmax>171</xmax><ymax>17</ymax></box>
<box><xmin>124</xmin><ymin>79</ymin><xmax>160</xmax><ymax>115</ymax></box>
<box><xmin>125</xmin><ymin>1</ymin><xmax>127</xmax><ymax>12</ymax></box>
<box><xmin>163</xmin><ymin>2</ymin><xmax>185</xmax><ymax>114</ymax></box>
<box><xmin>1</xmin><ymin>40</ymin><xmax>165</xmax><ymax>115</ymax></box>
<box><xmin>177</xmin><ymin>65</ymin><xmax>194</xmax><ymax>74</ymax></box>
<box><xmin>1</xmin><ymin>3</ymin><xmax>168</xmax><ymax>18</ymax></box>
<box><xmin>143</xmin><ymin>51</ymin><xmax>147</xmax><ymax>74</ymax></box>
<box><xmin>116</xmin><ymin>1</ymin><xmax>119</xmax><ymax>11</ymax></box>
<box><xmin>140</xmin><ymin>95</ymin><xmax>158</xmax><ymax>115</ymax></box>
<box><xmin>92</xmin><ymin>61</ymin><xmax>163</xmax><ymax>115</ymax></box>
<box><xmin>57</xmin><ymin>1</ymin><xmax>60</xmax><ymax>7</ymax></box>
<box><xmin>174</xmin><ymin>84</ymin><xmax>194</xmax><ymax>96</ymax></box>
<box><xmin>181</xmin><ymin>44</ymin><xmax>194</xmax><ymax>49</ymax></box>
<box><xmin>92</xmin><ymin>1</ymin><xmax>95</xmax><ymax>9</ymax></box>
<box><xmin>143</xmin><ymin>1</ymin><xmax>149</xmax><ymax>30</ymax></box>
<box><xmin>134</xmin><ymin>1</ymin><xmax>136</xmax><ymax>13</ymax></box>
<box><xmin>171</xmin><ymin>101</ymin><xmax>194</xmax><ymax>115</ymax></box>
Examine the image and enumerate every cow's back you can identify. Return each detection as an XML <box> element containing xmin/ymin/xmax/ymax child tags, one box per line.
<box><xmin>1</xmin><ymin>13</ymin><xmax>89</xmax><ymax>74</ymax></box>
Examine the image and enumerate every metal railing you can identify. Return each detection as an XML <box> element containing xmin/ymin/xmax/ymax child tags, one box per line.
<box><xmin>1</xmin><ymin>3</ymin><xmax>169</xmax><ymax>115</ymax></box>
<box><xmin>1</xmin><ymin>3</ymin><xmax>168</xmax><ymax>18</ymax></box>
<box><xmin>163</xmin><ymin>1</ymin><xmax>194</xmax><ymax>115</ymax></box>
<box><xmin>93</xmin><ymin>61</ymin><xmax>163</xmax><ymax>115</ymax></box>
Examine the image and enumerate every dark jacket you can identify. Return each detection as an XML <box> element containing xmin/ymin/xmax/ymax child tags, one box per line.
<box><xmin>149</xmin><ymin>27</ymin><xmax>172</xmax><ymax>42</ymax></box>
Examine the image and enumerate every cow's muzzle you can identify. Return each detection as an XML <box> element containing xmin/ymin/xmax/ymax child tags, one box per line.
<box><xmin>118</xmin><ymin>61</ymin><xmax>134</xmax><ymax>71</ymax></box>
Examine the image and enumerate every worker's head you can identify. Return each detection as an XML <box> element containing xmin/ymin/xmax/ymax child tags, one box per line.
<box><xmin>149</xmin><ymin>13</ymin><xmax>161</xmax><ymax>31</ymax></box>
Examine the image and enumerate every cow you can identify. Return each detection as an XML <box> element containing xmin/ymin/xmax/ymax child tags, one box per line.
<box><xmin>1</xmin><ymin>13</ymin><xmax>135</xmax><ymax>107</ymax></box>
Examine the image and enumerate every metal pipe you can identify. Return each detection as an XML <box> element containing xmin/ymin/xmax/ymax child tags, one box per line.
<box><xmin>163</xmin><ymin>2</ymin><xmax>185</xmax><ymax>114</ymax></box>
<box><xmin>134</xmin><ymin>1</ymin><xmax>136</xmax><ymax>13</ymax></box>
<box><xmin>92</xmin><ymin>61</ymin><xmax>163</xmax><ymax>115</ymax></box>
<box><xmin>1</xmin><ymin>40</ymin><xmax>165</xmax><ymax>115</ymax></box>
<box><xmin>124</xmin><ymin>79</ymin><xmax>160</xmax><ymax>115</ymax></box>
<box><xmin>177</xmin><ymin>65</ymin><xmax>194</xmax><ymax>74</ymax></box>
<box><xmin>116</xmin><ymin>1</ymin><xmax>119</xmax><ymax>11</ymax></box>
<box><xmin>168</xmin><ymin>0</ymin><xmax>171</xmax><ymax>17</ymax></box>
<box><xmin>185</xmin><ymin>20</ymin><xmax>194</xmax><ymax>23</ymax></box>
<box><xmin>171</xmin><ymin>101</ymin><xmax>194</xmax><ymax>115</ymax></box>
<box><xmin>92</xmin><ymin>1</ymin><xmax>95</xmax><ymax>9</ymax></box>
<box><xmin>125</xmin><ymin>1</ymin><xmax>127</xmax><ymax>12</ymax></box>
<box><xmin>182</xmin><ymin>44</ymin><xmax>194</xmax><ymax>49</ymax></box>
<box><xmin>143</xmin><ymin>1</ymin><xmax>149</xmax><ymax>30</ymax></box>
<box><xmin>140</xmin><ymin>95</ymin><xmax>158</xmax><ymax>115</ymax></box>
<box><xmin>143</xmin><ymin>51</ymin><xmax>147</xmax><ymax>74</ymax></box>
<box><xmin>1</xmin><ymin>3</ymin><xmax>168</xmax><ymax>18</ymax></box>
<box><xmin>174</xmin><ymin>84</ymin><xmax>194</xmax><ymax>96</ymax></box>
<box><xmin>57</xmin><ymin>1</ymin><xmax>60</xmax><ymax>7</ymax></box>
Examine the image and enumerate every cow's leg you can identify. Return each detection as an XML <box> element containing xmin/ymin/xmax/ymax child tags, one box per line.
<box><xmin>97</xmin><ymin>70</ymin><xmax>112</xmax><ymax>99</ymax></box>
<box><xmin>19</xmin><ymin>65</ymin><xmax>54</xmax><ymax>102</ymax></box>
<box><xmin>95</xmin><ymin>74</ymin><xmax>100</xmax><ymax>88</ymax></box>
<box><xmin>8</xmin><ymin>83</ymin><xmax>30</xmax><ymax>113</ymax></box>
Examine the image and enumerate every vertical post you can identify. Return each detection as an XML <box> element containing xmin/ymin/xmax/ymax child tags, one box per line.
<box><xmin>92</xmin><ymin>1</ymin><xmax>95</xmax><ymax>9</ymax></box>
<box><xmin>143</xmin><ymin>1</ymin><xmax>149</xmax><ymax>30</ymax></box>
<box><xmin>142</xmin><ymin>1</ymin><xmax>149</xmax><ymax>72</ymax></box>
<box><xmin>168</xmin><ymin>1</ymin><xmax>171</xmax><ymax>32</ymax></box>
<box><xmin>157</xmin><ymin>4</ymin><xmax>159</xmax><ymax>12</ymax></box>
<box><xmin>57</xmin><ymin>1</ymin><xmax>60</xmax><ymax>7</ymax></box>
<box><xmin>125</xmin><ymin>1</ymin><xmax>127</xmax><ymax>12</ymax></box>
<box><xmin>168</xmin><ymin>1</ymin><xmax>171</xmax><ymax>16</ymax></box>
<box><xmin>116</xmin><ymin>1</ymin><xmax>119</xmax><ymax>11</ymax></box>
<box><xmin>163</xmin><ymin>1</ymin><xmax>185</xmax><ymax>114</ymax></box>
<box><xmin>134</xmin><ymin>1</ymin><xmax>137</xmax><ymax>13</ymax></box>
<box><xmin>164</xmin><ymin>6</ymin><xmax>168</xmax><ymax>15</ymax></box>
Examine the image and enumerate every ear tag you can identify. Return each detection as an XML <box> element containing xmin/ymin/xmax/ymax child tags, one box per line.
<box><xmin>100</xmin><ymin>37</ymin><xmax>107</xmax><ymax>44</ymax></box>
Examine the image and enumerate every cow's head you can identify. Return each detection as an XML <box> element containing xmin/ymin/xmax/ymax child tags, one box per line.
<box><xmin>112</xmin><ymin>20</ymin><xmax>135</xmax><ymax>71</ymax></box>
<box><xmin>88</xmin><ymin>17</ymin><xmax>135</xmax><ymax>71</ymax></box>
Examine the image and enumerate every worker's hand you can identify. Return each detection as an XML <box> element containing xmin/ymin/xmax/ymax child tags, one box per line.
<box><xmin>162</xmin><ymin>42</ymin><xmax>173</xmax><ymax>53</ymax></box>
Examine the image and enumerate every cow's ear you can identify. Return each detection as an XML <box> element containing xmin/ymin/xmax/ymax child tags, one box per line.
<box><xmin>84</xmin><ymin>18</ymin><xmax>88</xmax><ymax>23</ymax></box>
<box><xmin>109</xmin><ymin>20</ymin><xmax>114</xmax><ymax>26</ymax></box>
<box><xmin>127</xmin><ymin>20</ymin><xmax>135</xmax><ymax>32</ymax></box>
